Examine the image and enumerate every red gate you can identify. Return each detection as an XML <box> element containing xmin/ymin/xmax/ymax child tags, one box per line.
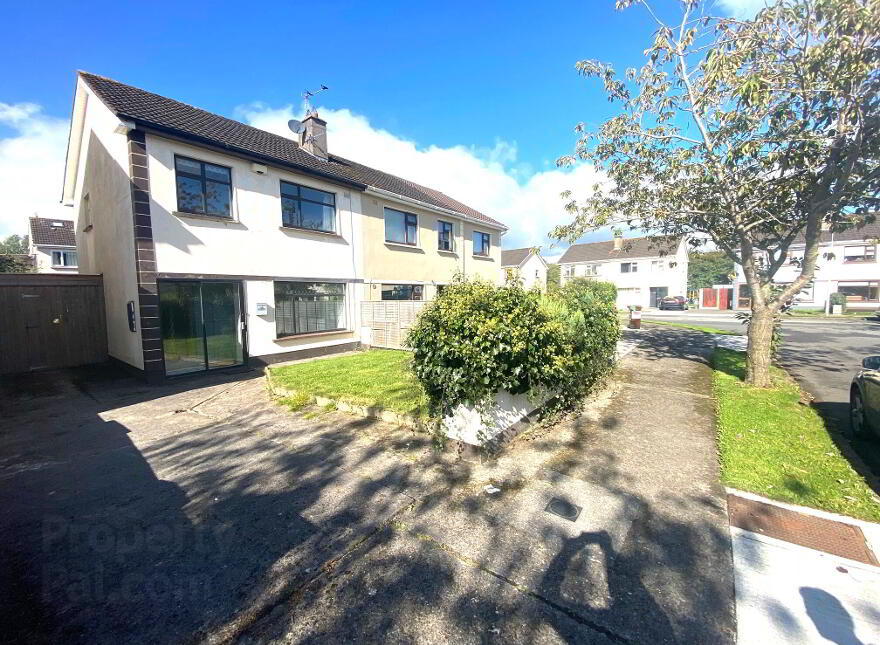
<box><xmin>702</xmin><ymin>287</ymin><xmax>717</xmax><ymax>308</ymax></box>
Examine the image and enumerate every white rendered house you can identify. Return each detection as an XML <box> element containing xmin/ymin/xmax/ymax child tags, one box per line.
<box><xmin>28</xmin><ymin>217</ymin><xmax>78</xmax><ymax>273</ymax></box>
<box><xmin>732</xmin><ymin>223</ymin><xmax>880</xmax><ymax>310</ymax></box>
<box><xmin>558</xmin><ymin>236</ymin><xmax>689</xmax><ymax>309</ymax></box>
<box><xmin>61</xmin><ymin>72</ymin><xmax>505</xmax><ymax>381</ymax></box>
<box><xmin>500</xmin><ymin>247</ymin><xmax>548</xmax><ymax>290</ymax></box>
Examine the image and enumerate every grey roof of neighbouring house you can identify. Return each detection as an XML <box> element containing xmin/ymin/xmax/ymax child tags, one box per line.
<box><xmin>558</xmin><ymin>236</ymin><xmax>682</xmax><ymax>264</ymax></box>
<box><xmin>794</xmin><ymin>221</ymin><xmax>880</xmax><ymax>245</ymax></box>
<box><xmin>501</xmin><ymin>248</ymin><xmax>536</xmax><ymax>267</ymax></box>
<box><xmin>79</xmin><ymin>72</ymin><xmax>506</xmax><ymax>230</ymax></box>
<box><xmin>29</xmin><ymin>217</ymin><xmax>76</xmax><ymax>247</ymax></box>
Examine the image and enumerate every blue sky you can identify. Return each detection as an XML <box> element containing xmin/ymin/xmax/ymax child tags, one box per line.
<box><xmin>0</xmin><ymin>0</ymin><xmax>761</xmax><ymax>253</ymax></box>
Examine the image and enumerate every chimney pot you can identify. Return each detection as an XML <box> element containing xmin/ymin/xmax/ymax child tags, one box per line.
<box><xmin>301</xmin><ymin>113</ymin><xmax>328</xmax><ymax>160</ymax></box>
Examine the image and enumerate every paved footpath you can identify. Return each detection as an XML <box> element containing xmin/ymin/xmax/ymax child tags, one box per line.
<box><xmin>245</xmin><ymin>328</ymin><xmax>736</xmax><ymax>644</ymax></box>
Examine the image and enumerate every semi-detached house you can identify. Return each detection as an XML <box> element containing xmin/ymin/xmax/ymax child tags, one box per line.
<box><xmin>62</xmin><ymin>72</ymin><xmax>506</xmax><ymax>382</ymax></box>
<box><xmin>558</xmin><ymin>235</ymin><xmax>689</xmax><ymax>309</ymax></box>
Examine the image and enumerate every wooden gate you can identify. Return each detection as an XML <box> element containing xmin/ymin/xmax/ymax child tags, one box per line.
<box><xmin>361</xmin><ymin>301</ymin><xmax>427</xmax><ymax>349</ymax></box>
<box><xmin>0</xmin><ymin>274</ymin><xmax>108</xmax><ymax>374</ymax></box>
<box><xmin>702</xmin><ymin>287</ymin><xmax>717</xmax><ymax>308</ymax></box>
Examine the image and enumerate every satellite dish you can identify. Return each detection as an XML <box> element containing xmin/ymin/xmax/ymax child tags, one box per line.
<box><xmin>287</xmin><ymin>119</ymin><xmax>304</xmax><ymax>135</ymax></box>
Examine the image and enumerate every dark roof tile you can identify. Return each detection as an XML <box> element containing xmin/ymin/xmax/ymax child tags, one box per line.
<box><xmin>29</xmin><ymin>217</ymin><xmax>76</xmax><ymax>247</ymax></box>
<box><xmin>79</xmin><ymin>72</ymin><xmax>506</xmax><ymax>229</ymax></box>
<box><xmin>559</xmin><ymin>236</ymin><xmax>682</xmax><ymax>264</ymax></box>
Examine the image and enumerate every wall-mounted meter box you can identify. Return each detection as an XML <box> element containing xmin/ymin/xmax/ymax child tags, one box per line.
<box><xmin>255</xmin><ymin>302</ymin><xmax>269</xmax><ymax>316</ymax></box>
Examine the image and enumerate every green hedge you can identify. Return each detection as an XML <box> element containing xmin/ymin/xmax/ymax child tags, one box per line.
<box><xmin>406</xmin><ymin>276</ymin><xmax>620</xmax><ymax>420</ymax></box>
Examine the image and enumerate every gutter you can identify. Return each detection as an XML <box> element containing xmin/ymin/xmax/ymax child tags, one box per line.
<box><xmin>364</xmin><ymin>186</ymin><xmax>508</xmax><ymax>232</ymax></box>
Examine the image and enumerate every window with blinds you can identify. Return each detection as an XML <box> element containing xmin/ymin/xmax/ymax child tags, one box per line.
<box><xmin>274</xmin><ymin>282</ymin><xmax>346</xmax><ymax>337</ymax></box>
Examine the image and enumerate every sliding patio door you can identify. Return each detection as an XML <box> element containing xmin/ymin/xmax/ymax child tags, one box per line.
<box><xmin>159</xmin><ymin>280</ymin><xmax>244</xmax><ymax>376</ymax></box>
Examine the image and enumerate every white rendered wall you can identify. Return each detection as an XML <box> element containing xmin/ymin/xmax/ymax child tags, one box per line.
<box><xmin>31</xmin><ymin>246</ymin><xmax>78</xmax><ymax>274</ymax></box>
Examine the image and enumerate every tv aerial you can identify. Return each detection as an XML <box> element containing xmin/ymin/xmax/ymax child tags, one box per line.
<box><xmin>288</xmin><ymin>84</ymin><xmax>329</xmax><ymax>137</ymax></box>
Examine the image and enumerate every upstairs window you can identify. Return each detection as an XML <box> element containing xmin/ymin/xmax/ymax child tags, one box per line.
<box><xmin>280</xmin><ymin>181</ymin><xmax>336</xmax><ymax>233</ymax></box>
<box><xmin>385</xmin><ymin>208</ymin><xmax>418</xmax><ymax>245</ymax></box>
<box><xmin>651</xmin><ymin>260</ymin><xmax>665</xmax><ymax>271</ymax></box>
<box><xmin>621</xmin><ymin>262</ymin><xmax>638</xmax><ymax>273</ymax></box>
<box><xmin>473</xmin><ymin>231</ymin><xmax>491</xmax><ymax>256</ymax></box>
<box><xmin>175</xmin><ymin>156</ymin><xmax>232</xmax><ymax>217</ymax></box>
<box><xmin>438</xmin><ymin>220</ymin><xmax>454</xmax><ymax>251</ymax></box>
<box><xmin>51</xmin><ymin>250</ymin><xmax>78</xmax><ymax>267</ymax></box>
<box><xmin>843</xmin><ymin>245</ymin><xmax>876</xmax><ymax>263</ymax></box>
<box><xmin>274</xmin><ymin>281</ymin><xmax>346</xmax><ymax>337</ymax></box>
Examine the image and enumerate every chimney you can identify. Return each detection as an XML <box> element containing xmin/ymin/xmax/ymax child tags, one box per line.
<box><xmin>300</xmin><ymin>113</ymin><xmax>328</xmax><ymax>160</ymax></box>
<box><xmin>613</xmin><ymin>236</ymin><xmax>623</xmax><ymax>250</ymax></box>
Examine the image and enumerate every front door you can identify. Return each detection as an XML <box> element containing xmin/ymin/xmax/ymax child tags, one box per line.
<box><xmin>159</xmin><ymin>280</ymin><xmax>245</xmax><ymax>376</ymax></box>
<box><xmin>650</xmin><ymin>287</ymin><xmax>668</xmax><ymax>308</ymax></box>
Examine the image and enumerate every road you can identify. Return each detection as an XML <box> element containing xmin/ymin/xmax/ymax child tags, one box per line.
<box><xmin>642</xmin><ymin>310</ymin><xmax>880</xmax><ymax>478</ymax></box>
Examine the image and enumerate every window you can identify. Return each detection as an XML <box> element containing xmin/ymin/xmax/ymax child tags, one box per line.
<box><xmin>621</xmin><ymin>262</ymin><xmax>638</xmax><ymax>273</ymax></box>
<box><xmin>564</xmin><ymin>265</ymin><xmax>575</xmax><ymax>278</ymax></box>
<box><xmin>651</xmin><ymin>260</ymin><xmax>665</xmax><ymax>271</ymax></box>
<box><xmin>175</xmin><ymin>156</ymin><xmax>232</xmax><ymax>217</ymax></box>
<box><xmin>843</xmin><ymin>245</ymin><xmax>876</xmax><ymax>263</ymax></box>
<box><xmin>280</xmin><ymin>181</ymin><xmax>336</xmax><ymax>233</ymax></box>
<box><xmin>473</xmin><ymin>231</ymin><xmax>491</xmax><ymax>256</ymax></box>
<box><xmin>274</xmin><ymin>282</ymin><xmax>346</xmax><ymax>337</ymax></box>
<box><xmin>838</xmin><ymin>281</ymin><xmax>880</xmax><ymax>302</ymax></box>
<box><xmin>584</xmin><ymin>264</ymin><xmax>598</xmax><ymax>276</ymax></box>
<box><xmin>51</xmin><ymin>250</ymin><xmax>78</xmax><ymax>267</ymax></box>
<box><xmin>381</xmin><ymin>284</ymin><xmax>423</xmax><ymax>300</ymax></box>
<box><xmin>385</xmin><ymin>208</ymin><xmax>418</xmax><ymax>245</ymax></box>
<box><xmin>437</xmin><ymin>220</ymin><xmax>454</xmax><ymax>251</ymax></box>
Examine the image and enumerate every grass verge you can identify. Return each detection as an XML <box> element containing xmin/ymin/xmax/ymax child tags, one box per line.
<box><xmin>269</xmin><ymin>349</ymin><xmax>428</xmax><ymax>417</ymax></box>
<box><xmin>643</xmin><ymin>320</ymin><xmax>740</xmax><ymax>335</ymax></box>
<box><xmin>713</xmin><ymin>347</ymin><xmax>880</xmax><ymax>522</ymax></box>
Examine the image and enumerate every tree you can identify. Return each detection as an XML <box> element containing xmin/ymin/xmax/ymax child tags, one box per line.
<box><xmin>688</xmin><ymin>250</ymin><xmax>734</xmax><ymax>291</ymax></box>
<box><xmin>0</xmin><ymin>255</ymin><xmax>34</xmax><ymax>273</ymax></box>
<box><xmin>553</xmin><ymin>0</ymin><xmax>880</xmax><ymax>386</ymax></box>
<box><xmin>546</xmin><ymin>263</ymin><xmax>562</xmax><ymax>292</ymax></box>
<box><xmin>0</xmin><ymin>234</ymin><xmax>29</xmax><ymax>255</ymax></box>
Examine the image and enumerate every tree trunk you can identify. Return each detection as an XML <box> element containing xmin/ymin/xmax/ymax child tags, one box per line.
<box><xmin>746</xmin><ymin>304</ymin><xmax>775</xmax><ymax>387</ymax></box>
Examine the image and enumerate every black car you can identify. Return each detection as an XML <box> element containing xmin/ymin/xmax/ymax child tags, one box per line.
<box><xmin>658</xmin><ymin>296</ymin><xmax>689</xmax><ymax>310</ymax></box>
<box><xmin>851</xmin><ymin>356</ymin><xmax>880</xmax><ymax>438</ymax></box>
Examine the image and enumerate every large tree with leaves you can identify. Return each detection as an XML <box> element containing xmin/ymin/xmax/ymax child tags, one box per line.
<box><xmin>553</xmin><ymin>0</ymin><xmax>879</xmax><ymax>386</ymax></box>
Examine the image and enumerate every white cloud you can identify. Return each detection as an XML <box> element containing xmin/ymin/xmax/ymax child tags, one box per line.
<box><xmin>0</xmin><ymin>102</ymin><xmax>71</xmax><ymax>237</ymax></box>
<box><xmin>716</xmin><ymin>0</ymin><xmax>769</xmax><ymax>18</ymax></box>
<box><xmin>236</xmin><ymin>103</ymin><xmax>605</xmax><ymax>251</ymax></box>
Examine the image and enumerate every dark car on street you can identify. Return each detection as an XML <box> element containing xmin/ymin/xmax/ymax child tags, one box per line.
<box><xmin>658</xmin><ymin>296</ymin><xmax>689</xmax><ymax>310</ymax></box>
<box><xmin>851</xmin><ymin>356</ymin><xmax>880</xmax><ymax>438</ymax></box>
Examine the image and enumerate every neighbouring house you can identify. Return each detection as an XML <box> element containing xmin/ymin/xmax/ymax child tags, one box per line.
<box><xmin>558</xmin><ymin>235</ymin><xmax>689</xmax><ymax>309</ymax></box>
<box><xmin>28</xmin><ymin>217</ymin><xmax>78</xmax><ymax>273</ymax></box>
<box><xmin>61</xmin><ymin>72</ymin><xmax>506</xmax><ymax>381</ymax></box>
<box><xmin>730</xmin><ymin>222</ymin><xmax>880</xmax><ymax>310</ymax></box>
<box><xmin>500</xmin><ymin>247</ymin><xmax>548</xmax><ymax>291</ymax></box>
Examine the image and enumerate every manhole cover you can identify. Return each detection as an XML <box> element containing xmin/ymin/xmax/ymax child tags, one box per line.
<box><xmin>545</xmin><ymin>497</ymin><xmax>582</xmax><ymax>522</ymax></box>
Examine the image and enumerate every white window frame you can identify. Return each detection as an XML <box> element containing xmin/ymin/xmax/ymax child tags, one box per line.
<box><xmin>843</xmin><ymin>244</ymin><xmax>876</xmax><ymax>263</ymax></box>
<box><xmin>51</xmin><ymin>250</ymin><xmax>78</xmax><ymax>268</ymax></box>
<box><xmin>621</xmin><ymin>262</ymin><xmax>638</xmax><ymax>273</ymax></box>
<box><xmin>584</xmin><ymin>264</ymin><xmax>598</xmax><ymax>276</ymax></box>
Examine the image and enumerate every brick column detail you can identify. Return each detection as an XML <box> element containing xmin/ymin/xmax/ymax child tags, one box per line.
<box><xmin>127</xmin><ymin>130</ymin><xmax>164</xmax><ymax>381</ymax></box>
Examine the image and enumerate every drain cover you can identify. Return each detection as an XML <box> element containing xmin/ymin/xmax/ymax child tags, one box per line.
<box><xmin>545</xmin><ymin>497</ymin><xmax>582</xmax><ymax>522</ymax></box>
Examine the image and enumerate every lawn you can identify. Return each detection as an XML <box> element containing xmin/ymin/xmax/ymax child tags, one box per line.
<box><xmin>787</xmin><ymin>308</ymin><xmax>875</xmax><ymax>318</ymax></box>
<box><xmin>269</xmin><ymin>349</ymin><xmax>428</xmax><ymax>416</ymax></box>
<box><xmin>643</xmin><ymin>319</ymin><xmax>740</xmax><ymax>335</ymax></box>
<box><xmin>713</xmin><ymin>347</ymin><xmax>880</xmax><ymax>521</ymax></box>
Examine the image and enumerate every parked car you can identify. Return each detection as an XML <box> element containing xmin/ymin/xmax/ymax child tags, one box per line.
<box><xmin>658</xmin><ymin>296</ymin><xmax>689</xmax><ymax>310</ymax></box>
<box><xmin>850</xmin><ymin>356</ymin><xmax>880</xmax><ymax>438</ymax></box>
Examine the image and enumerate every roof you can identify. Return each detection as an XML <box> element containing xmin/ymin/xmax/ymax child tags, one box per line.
<box><xmin>795</xmin><ymin>221</ymin><xmax>880</xmax><ymax>245</ymax></box>
<box><xmin>501</xmin><ymin>248</ymin><xmax>534</xmax><ymax>267</ymax></box>
<box><xmin>29</xmin><ymin>217</ymin><xmax>76</xmax><ymax>247</ymax></box>
<box><xmin>78</xmin><ymin>72</ymin><xmax>506</xmax><ymax>230</ymax></box>
<box><xmin>558</xmin><ymin>235</ymin><xmax>682</xmax><ymax>264</ymax></box>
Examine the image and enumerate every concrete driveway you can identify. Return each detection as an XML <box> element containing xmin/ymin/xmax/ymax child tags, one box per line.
<box><xmin>0</xmin><ymin>332</ymin><xmax>735</xmax><ymax>644</ymax></box>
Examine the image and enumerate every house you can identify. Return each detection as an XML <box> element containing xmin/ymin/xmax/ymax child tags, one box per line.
<box><xmin>28</xmin><ymin>217</ymin><xmax>78</xmax><ymax>273</ymax></box>
<box><xmin>61</xmin><ymin>72</ymin><xmax>505</xmax><ymax>381</ymax></box>
<box><xmin>731</xmin><ymin>223</ymin><xmax>880</xmax><ymax>310</ymax></box>
<box><xmin>500</xmin><ymin>247</ymin><xmax>548</xmax><ymax>290</ymax></box>
<box><xmin>558</xmin><ymin>235</ymin><xmax>688</xmax><ymax>309</ymax></box>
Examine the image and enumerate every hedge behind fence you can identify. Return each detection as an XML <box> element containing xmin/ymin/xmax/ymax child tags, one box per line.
<box><xmin>406</xmin><ymin>277</ymin><xmax>620</xmax><ymax>420</ymax></box>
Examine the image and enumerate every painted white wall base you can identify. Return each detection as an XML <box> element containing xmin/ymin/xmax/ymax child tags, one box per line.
<box><xmin>443</xmin><ymin>390</ymin><xmax>545</xmax><ymax>446</ymax></box>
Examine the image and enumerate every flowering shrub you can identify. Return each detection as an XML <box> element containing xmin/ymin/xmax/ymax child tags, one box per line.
<box><xmin>406</xmin><ymin>276</ymin><xmax>619</xmax><ymax>421</ymax></box>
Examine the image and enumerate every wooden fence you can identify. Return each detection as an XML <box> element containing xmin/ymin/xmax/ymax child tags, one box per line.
<box><xmin>360</xmin><ymin>301</ymin><xmax>427</xmax><ymax>349</ymax></box>
<box><xmin>0</xmin><ymin>274</ymin><xmax>107</xmax><ymax>374</ymax></box>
